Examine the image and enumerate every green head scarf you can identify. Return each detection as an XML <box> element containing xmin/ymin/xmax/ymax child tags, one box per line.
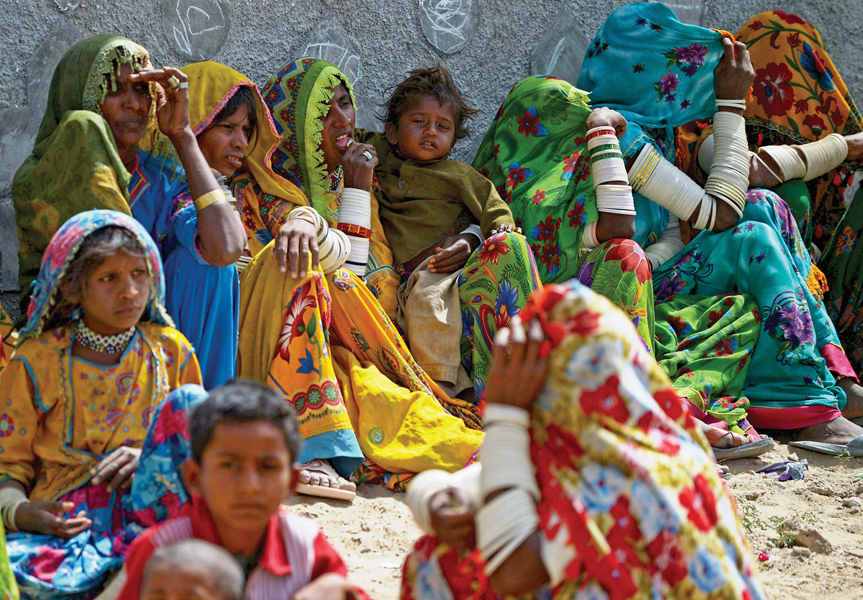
<box><xmin>12</xmin><ymin>35</ymin><xmax>152</xmax><ymax>299</ymax></box>
<box><xmin>261</xmin><ymin>57</ymin><xmax>356</xmax><ymax>223</ymax></box>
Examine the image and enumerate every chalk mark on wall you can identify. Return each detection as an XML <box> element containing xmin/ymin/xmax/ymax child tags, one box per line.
<box><xmin>529</xmin><ymin>8</ymin><xmax>589</xmax><ymax>84</ymax></box>
<box><xmin>162</xmin><ymin>0</ymin><xmax>230</xmax><ymax>61</ymax></box>
<box><xmin>53</xmin><ymin>1</ymin><xmax>80</xmax><ymax>13</ymax></box>
<box><xmin>649</xmin><ymin>0</ymin><xmax>705</xmax><ymax>26</ymax></box>
<box><xmin>418</xmin><ymin>0</ymin><xmax>478</xmax><ymax>55</ymax></box>
<box><xmin>302</xmin><ymin>20</ymin><xmax>362</xmax><ymax>85</ymax></box>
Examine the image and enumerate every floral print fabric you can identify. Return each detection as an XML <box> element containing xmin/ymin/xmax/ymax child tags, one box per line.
<box><xmin>472</xmin><ymin>76</ymin><xmax>656</xmax><ymax>353</ymax></box>
<box><xmin>401</xmin><ymin>281</ymin><xmax>765</xmax><ymax>600</ymax></box>
<box><xmin>820</xmin><ymin>188</ymin><xmax>863</xmax><ymax>379</ymax></box>
<box><xmin>737</xmin><ymin>11</ymin><xmax>863</xmax><ymax>249</ymax></box>
<box><xmin>5</xmin><ymin>385</ymin><xmax>207</xmax><ymax>599</ymax></box>
<box><xmin>653</xmin><ymin>189</ymin><xmax>850</xmax><ymax>429</ymax></box>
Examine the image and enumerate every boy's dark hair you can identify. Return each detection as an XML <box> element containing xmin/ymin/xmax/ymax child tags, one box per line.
<box><xmin>50</xmin><ymin>226</ymin><xmax>148</xmax><ymax>331</ymax></box>
<box><xmin>189</xmin><ymin>379</ymin><xmax>302</xmax><ymax>463</ymax></box>
<box><xmin>142</xmin><ymin>539</ymin><xmax>244</xmax><ymax>600</ymax></box>
<box><xmin>382</xmin><ymin>62</ymin><xmax>479</xmax><ymax>140</ymax></box>
<box><xmin>206</xmin><ymin>84</ymin><xmax>259</xmax><ymax>145</ymax></box>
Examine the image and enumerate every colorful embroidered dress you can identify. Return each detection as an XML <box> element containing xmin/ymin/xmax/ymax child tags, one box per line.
<box><xmin>402</xmin><ymin>282</ymin><xmax>766</xmax><ymax>600</ymax></box>
<box><xmin>578</xmin><ymin>3</ymin><xmax>859</xmax><ymax>431</ymax></box>
<box><xmin>221</xmin><ymin>58</ymin><xmax>482</xmax><ymax>489</ymax></box>
<box><xmin>736</xmin><ymin>11</ymin><xmax>863</xmax><ymax>249</ymax></box>
<box><xmin>1</xmin><ymin>211</ymin><xmax>207</xmax><ymax>599</ymax></box>
<box><xmin>472</xmin><ymin>76</ymin><xmax>655</xmax><ymax>355</ymax></box>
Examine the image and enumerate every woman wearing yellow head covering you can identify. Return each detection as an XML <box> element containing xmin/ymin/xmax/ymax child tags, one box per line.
<box><xmin>180</xmin><ymin>60</ymin><xmax>483</xmax><ymax>500</ymax></box>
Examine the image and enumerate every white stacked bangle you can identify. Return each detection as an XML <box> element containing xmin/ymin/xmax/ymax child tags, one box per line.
<box><xmin>645</xmin><ymin>218</ymin><xmax>685</xmax><ymax>269</ymax></box>
<box><xmin>629</xmin><ymin>144</ymin><xmax>716</xmax><ymax>229</ymax></box>
<box><xmin>405</xmin><ymin>463</ymin><xmax>483</xmax><ymax>535</ymax></box>
<box><xmin>338</xmin><ymin>188</ymin><xmax>372</xmax><ymax>277</ymax></box>
<box><xmin>797</xmin><ymin>133</ymin><xmax>848</xmax><ymax>181</ymax></box>
<box><xmin>704</xmin><ymin>110</ymin><xmax>749</xmax><ymax>216</ymax></box>
<box><xmin>715</xmin><ymin>98</ymin><xmax>747</xmax><ymax>110</ymax></box>
<box><xmin>588</xmin><ymin>130</ymin><xmax>635</xmax><ymax>215</ymax></box>
<box><xmin>477</xmin><ymin>487</ymin><xmax>539</xmax><ymax>574</ymax></box>
<box><xmin>580</xmin><ymin>221</ymin><xmax>599</xmax><ymax>248</ymax></box>
<box><xmin>289</xmin><ymin>206</ymin><xmax>350</xmax><ymax>274</ymax></box>
<box><xmin>0</xmin><ymin>485</ymin><xmax>28</xmax><ymax>532</ymax></box>
<box><xmin>757</xmin><ymin>145</ymin><xmax>806</xmax><ymax>181</ymax></box>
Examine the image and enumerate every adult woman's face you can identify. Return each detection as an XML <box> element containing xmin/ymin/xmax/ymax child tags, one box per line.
<box><xmin>99</xmin><ymin>63</ymin><xmax>152</xmax><ymax>157</ymax></box>
<box><xmin>197</xmin><ymin>103</ymin><xmax>251</xmax><ymax>178</ymax></box>
<box><xmin>319</xmin><ymin>84</ymin><xmax>355</xmax><ymax>173</ymax></box>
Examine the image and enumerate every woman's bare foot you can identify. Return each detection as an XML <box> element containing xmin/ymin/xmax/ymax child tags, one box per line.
<box><xmin>699</xmin><ymin>421</ymin><xmax>752</xmax><ymax>448</ymax></box>
<box><xmin>838</xmin><ymin>377</ymin><xmax>863</xmax><ymax>419</ymax></box>
<box><xmin>796</xmin><ymin>416</ymin><xmax>863</xmax><ymax>445</ymax></box>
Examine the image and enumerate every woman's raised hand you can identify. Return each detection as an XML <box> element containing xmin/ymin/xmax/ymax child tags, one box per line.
<box><xmin>341</xmin><ymin>141</ymin><xmax>378</xmax><ymax>191</ymax></box>
<box><xmin>484</xmin><ymin>315</ymin><xmax>549</xmax><ymax>410</ymax></box>
<box><xmin>274</xmin><ymin>219</ymin><xmax>319</xmax><ymax>279</ymax></box>
<box><xmin>129</xmin><ymin>66</ymin><xmax>191</xmax><ymax>140</ymax></box>
<box><xmin>714</xmin><ymin>38</ymin><xmax>755</xmax><ymax>102</ymax></box>
<box><xmin>586</xmin><ymin>107</ymin><xmax>627</xmax><ymax>139</ymax></box>
<box><xmin>16</xmin><ymin>501</ymin><xmax>92</xmax><ymax>538</ymax></box>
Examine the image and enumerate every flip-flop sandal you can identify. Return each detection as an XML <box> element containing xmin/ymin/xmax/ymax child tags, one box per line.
<box><xmin>296</xmin><ymin>460</ymin><xmax>357</xmax><ymax>502</ymax></box>
<box><xmin>713</xmin><ymin>437</ymin><xmax>775</xmax><ymax>460</ymax></box>
<box><xmin>789</xmin><ymin>434</ymin><xmax>863</xmax><ymax>457</ymax></box>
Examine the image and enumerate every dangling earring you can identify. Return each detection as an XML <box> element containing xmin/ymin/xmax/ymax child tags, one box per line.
<box><xmin>71</xmin><ymin>308</ymin><xmax>83</xmax><ymax>321</ymax></box>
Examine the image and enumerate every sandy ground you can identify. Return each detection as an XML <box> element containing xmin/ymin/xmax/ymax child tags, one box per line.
<box><xmin>292</xmin><ymin>441</ymin><xmax>863</xmax><ymax>600</ymax></box>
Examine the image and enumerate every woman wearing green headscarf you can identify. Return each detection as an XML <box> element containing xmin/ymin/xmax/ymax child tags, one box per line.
<box><xmin>235</xmin><ymin>58</ymin><xmax>484</xmax><ymax>497</ymax></box>
<box><xmin>12</xmin><ymin>35</ymin><xmax>246</xmax><ymax>389</ymax></box>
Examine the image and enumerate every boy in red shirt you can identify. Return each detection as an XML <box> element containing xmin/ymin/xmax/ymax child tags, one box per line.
<box><xmin>119</xmin><ymin>380</ymin><xmax>367</xmax><ymax>600</ymax></box>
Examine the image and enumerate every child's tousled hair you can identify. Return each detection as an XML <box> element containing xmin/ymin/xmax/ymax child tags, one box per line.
<box><xmin>46</xmin><ymin>226</ymin><xmax>149</xmax><ymax>331</ymax></box>
<box><xmin>189</xmin><ymin>379</ymin><xmax>302</xmax><ymax>463</ymax></box>
<box><xmin>142</xmin><ymin>539</ymin><xmax>244</xmax><ymax>600</ymax></box>
<box><xmin>203</xmin><ymin>85</ymin><xmax>259</xmax><ymax>145</ymax></box>
<box><xmin>382</xmin><ymin>62</ymin><xmax>479</xmax><ymax>140</ymax></box>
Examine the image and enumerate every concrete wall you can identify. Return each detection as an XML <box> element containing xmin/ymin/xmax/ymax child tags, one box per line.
<box><xmin>1</xmin><ymin>0</ymin><xmax>861</xmax><ymax>314</ymax></box>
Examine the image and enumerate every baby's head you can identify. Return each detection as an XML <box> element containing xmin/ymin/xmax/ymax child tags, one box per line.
<box><xmin>183</xmin><ymin>380</ymin><xmax>302</xmax><ymax>548</ymax></box>
<box><xmin>383</xmin><ymin>63</ymin><xmax>478</xmax><ymax>163</ymax></box>
<box><xmin>50</xmin><ymin>225</ymin><xmax>150</xmax><ymax>334</ymax></box>
<box><xmin>140</xmin><ymin>539</ymin><xmax>244</xmax><ymax>600</ymax></box>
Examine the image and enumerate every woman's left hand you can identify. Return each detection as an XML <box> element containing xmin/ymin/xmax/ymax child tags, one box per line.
<box><xmin>90</xmin><ymin>447</ymin><xmax>142</xmax><ymax>492</ymax></box>
<box><xmin>586</xmin><ymin>107</ymin><xmax>627</xmax><ymax>139</ymax></box>
<box><xmin>484</xmin><ymin>316</ymin><xmax>549</xmax><ymax>410</ymax></box>
<box><xmin>429</xmin><ymin>234</ymin><xmax>477</xmax><ymax>273</ymax></box>
<box><xmin>129</xmin><ymin>67</ymin><xmax>191</xmax><ymax>140</ymax></box>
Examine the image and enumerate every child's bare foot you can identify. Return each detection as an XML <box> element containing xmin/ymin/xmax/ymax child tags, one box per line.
<box><xmin>296</xmin><ymin>459</ymin><xmax>357</xmax><ymax>502</ymax></box>
<box><xmin>838</xmin><ymin>377</ymin><xmax>863</xmax><ymax>419</ymax></box>
<box><xmin>796</xmin><ymin>416</ymin><xmax>863</xmax><ymax>445</ymax></box>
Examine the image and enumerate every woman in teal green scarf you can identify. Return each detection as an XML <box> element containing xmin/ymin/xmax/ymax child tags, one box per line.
<box><xmin>578</xmin><ymin>2</ymin><xmax>863</xmax><ymax>449</ymax></box>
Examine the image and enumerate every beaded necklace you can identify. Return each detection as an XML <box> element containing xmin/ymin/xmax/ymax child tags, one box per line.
<box><xmin>75</xmin><ymin>320</ymin><xmax>136</xmax><ymax>354</ymax></box>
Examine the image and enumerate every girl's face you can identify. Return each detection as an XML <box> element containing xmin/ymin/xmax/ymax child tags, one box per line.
<box><xmin>77</xmin><ymin>251</ymin><xmax>149</xmax><ymax>335</ymax></box>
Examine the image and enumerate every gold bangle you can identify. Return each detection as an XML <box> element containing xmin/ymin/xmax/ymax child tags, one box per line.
<box><xmin>193</xmin><ymin>189</ymin><xmax>226</xmax><ymax>211</ymax></box>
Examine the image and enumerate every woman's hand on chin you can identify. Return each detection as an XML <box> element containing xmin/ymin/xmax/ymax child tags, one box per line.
<box><xmin>341</xmin><ymin>141</ymin><xmax>378</xmax><ymax>191</ymax></box>
<box><xmin>274</xmin><ymin>219</ymin><xmax>319</xmax><ymax>278</ymax></box>
<box><xmin>90</xmin><ymin>446</ymin><xmax>142</xmax><ymax>492</ymax></box>
<box><xmin>16</xmin><ymin>501</ymin><xmax>92</xmax><ymax>537</ymax></box>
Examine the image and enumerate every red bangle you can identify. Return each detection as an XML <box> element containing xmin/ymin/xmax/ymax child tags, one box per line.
<box><xmin>586</xmin><ymin>128</ymin><xmax>616</xmax><ymax>141</ymax></box>
<box><xmin>337</xmin><ymin>223</ymin><xmax>372</xmax><ymax>239</ymax></box>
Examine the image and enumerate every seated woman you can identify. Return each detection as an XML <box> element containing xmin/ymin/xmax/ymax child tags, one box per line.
<box><xmin>0</xmin><ymin>210</ymin><xmax>207</xmax><ymax>598</ymax></box>
<box><xmin>577</xmin><ymin>2</ymin><xmax>863</xmax><ymax>449</ymax></box>
<box><xmin>472</xmin><ymin>77</ymin><xmax>655</xmax><ymax>357</ymax></box>
<box><xmin>402</xmin><ymin>283</ymin><xmax>766</xmax><ymax>600</ymax></box>
<box><xmin>735</xmin><ymin>12</ymin><xmax>863</xmax><ymax>386</ymax></box>
<box><xmin>185</xmin><ymin>59</ymin><xmax>483</xmax><ymax>500</ymax></box>
<box><xmin>12</xmin><ymin>34</ymin><xmax>246</xmax><ymax>389</ymax></box>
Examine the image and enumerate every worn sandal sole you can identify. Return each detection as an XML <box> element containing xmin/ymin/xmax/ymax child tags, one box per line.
<box><xmin>713</xmin><ymin>437</ymin><xmax>775</xmax><ymax>461</ymax></box>
<box><xmin>295</xmin><ymin>482</ymin><xmax>357</xmax><ymax>502</ymax></box>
